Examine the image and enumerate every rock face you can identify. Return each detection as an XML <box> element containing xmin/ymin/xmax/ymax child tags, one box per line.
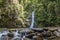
<box><xmin>0</xmin><ymin>0</ymin><xmax>26</xmax><ymax>28</ymax></box>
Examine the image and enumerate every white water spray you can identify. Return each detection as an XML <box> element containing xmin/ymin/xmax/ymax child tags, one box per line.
<box><xmin>30</xmin><ymin>11</ymin><xmax>34</xmax><ymax>28</ymax></box>
<box><xmin>13</xmin><ymin>29</ymin><xmax>19</xmax><ymax>37</ymax></box>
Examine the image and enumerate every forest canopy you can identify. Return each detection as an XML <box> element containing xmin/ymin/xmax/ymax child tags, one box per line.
<box><xmin>0</xmin><ymin>0</ymin><xmax>60</xmax><ymax>28</ymax></box>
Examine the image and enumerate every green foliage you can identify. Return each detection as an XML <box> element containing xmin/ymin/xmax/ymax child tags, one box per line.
<box><xmin>0</xmin><ymin>0</ymin><xmax>27</xmax><ymax>28</ymax></box>
<box><xmin>19</xmin><ymin>0</ymin><xmax>60</xmax><ymax>27</ymax></box>
<box><xmin>0</xmin><ymin>0</ymin><xmax>60</xmax><ymax>28</ymax></box>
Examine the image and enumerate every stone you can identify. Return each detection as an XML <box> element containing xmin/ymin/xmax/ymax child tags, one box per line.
<box><xmin>7</xmin><ymin>31</ymin><xmax>14</xmax><ymax>38</ymax></box>
<box><xmin>1</xmin><ymin>35</ymin><xmax>8</xmax><ymax>40</ymax></box>
<box><xmin>12</xmin><ymin>37</ymin><xmax>21</xmax><ymax>40</ymax></box>
<box><xmin>32</xmin><ymin>36</ymin><xmax>37</xmax><ymax>40</ymax></box>
<box><xmin>49</xmin><ymin>36</ymin><xmax>56</xmax><ymax>39</ymax></box>
<box><xmin>32</xmin><ymin>28</ymin><xmax>43</xmax><ymax>33</ymax></box>
<box><xmin>22</xmin><ymin>37</ymin><xmax>29</xmax><ymax>40</ymax></box>
<box><xmin>48</xmin><ymin>28</ymin><xmax>57</xmax><ymax>32</ymax></box>
<box><xmin>36</xmin><ymin>33</ymin><xmax>42</xmax><ymax>37</ymax></box>
<box><xmin>37</xmin><ymin>35</ymin><xmax>42</xmax><ymax>40</ymax></box>
<box><xmin>53</xmin><ymin>31</ymin><xmax>60</xmax><ymax>37</ymax></box>
<box><xmin>57</xmin><ymin>29</ymin><xmax>60</xmax><ymax>32</ymax></box>
<box><xmin>26</xmin><ymin>33</ymin><xmax>36</xmax><ymax>39</ymax></box>
<box><xmin>42</xmin><ymin>31</ymin><xmax>47</xmax><ymax>37</ymax></box>
<box><xmin>45</xmin><ymin>31</ymin><xmax>51</xmax><ymax>37</ymax></box>
<box><xmin>43</xmin><ymin>28</ymin><xmax>48</xmax><ymax>31</ymax></box>
<box><xmin>27</xmin><ymin>31</ymin><xmax>34</xmax><ymax>34</ymax></box>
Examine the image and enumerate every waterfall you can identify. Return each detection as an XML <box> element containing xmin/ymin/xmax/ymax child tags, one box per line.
<box><xmin>14</xmin><ymin>29</ymin><xmax>19</xmax><ymax>37</ymax></box>
<box><xmin>0</xmin><ymin>33</ymin><xmax>2</xmax><ymax>40</ymax></box>
<box><xmin>30</xmin><ymin>11</ymin><xmax>34</xmax><ymax>28</ymax></box>
<box><xmin>0</xmin><ymin>30</ymin><xmax>9</xmax><ymax>40</ymax></box>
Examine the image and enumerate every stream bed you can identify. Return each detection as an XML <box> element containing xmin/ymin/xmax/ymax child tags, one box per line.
<box><xmin>0</xmin><ymin>28</ymin><xmax>60</xmax><ymax>40</ymax></box>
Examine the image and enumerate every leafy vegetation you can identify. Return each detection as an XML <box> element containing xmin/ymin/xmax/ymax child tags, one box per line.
<box><xmin>20</xmin><ymin>0</ymin><xmax>60</xmax><ymax>27</ymax></box>
<box><xmin>0</xmin><ymin>0</ymin><xmax>60</xmax><ymax>28</ymax></box>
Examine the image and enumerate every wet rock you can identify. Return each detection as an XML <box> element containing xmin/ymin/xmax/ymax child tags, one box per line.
<box><xmin>36</xmin><ymin>32</ymin><xmax>42</xmax><ymax>38</ymax></box>
<box><xmin>32</xmin><ymin>28</ymin><xmax>43</xmax><ymax>33</ymax></box>
<box><xmin>43</xmin><ymin>28</ymin><xmax>48</xmax><ymax>31</ymax></box>
<box><xmin>19</xmin><ymin>31</ymin><xmax>27</xmax><ymax>38</ymax></box>
<box><xmin>46</xmin><ymin>31</ymin><xmax>51</xmax><ymax>37</ymax></box>
<box><xmin>7</xmin><ymin>31</ymin><xmax>14</xmax><ymax>38</ymax></box>
<box><xmin>42</xmin><ymin>31</ymin><xmax>47</xmax><ymax>37</ymax></box>
<box><xmin>37</xmin><ymin>35</ymin><xmax>42</xmax><ymax>40</ymax></box>
<box><xmin>42</xmin><ymin>28</ymin><xmax>51</xmax><ymax>37</ymax></box>
<box><xmin>26</xmin><ymin>33</ymin><xmax>36</xmax><ymax>39</ymax></box>
<box><xmin>12</xmin><ymin>37</ymin><xmax>21</xmax><ymax>40</ymax></box>
<box><xmin>1</xmin><ymin>35</ymin><xmax>8</xmax><ymax>40</ymax></box>
<box><xmin>48</xmin><ymin>28</ymin><xmax>57</xmax><ymax>32</ymax></box>
<box><xmin>32</xmin><ymin>36</ymin><xmax>37</xmax><ymax>40</ymax></box>
<box><xmin>27</xmin><ymin>31</ymin><xmax>34</xmax><ymax>34</ymax></box>
<box><xmin>49</xmin><ymin>36</ymin><xmax>56</xmax><ymax>39</ymax></box>
<box><xmin>22</xmin><ymin>36</ymin><xmax>29</xmax><ymax>40</ymax></box>
<box><xmin>57</xmin><ymin>29</ymin><xmax>60</xmax><ymax>33</ymax></box>
<box><xmin>53</xmin><ymin>31</ymin><xmax>60</xmax><ymax>37</ymax></box>
<box><xmin>42</xmin><ymin>30</ymin><xmax>51</xmax><ymax>40</ymax></box>
<box><xmin>22</xmin><ymin>38</ymin><xmax>29</xmax><ymax>40</ymax></box>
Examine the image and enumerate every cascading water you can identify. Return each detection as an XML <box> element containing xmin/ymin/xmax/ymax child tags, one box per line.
<box><xmin>0</xmin><ymin>30</ymin><xmax>9</xmax><ymax>40</ymax></box>
<box><xmin>13</xmin><ymin>29</ymin><xmax>19</xmax><ymax>37</ymax></box>
<box><xmin>0</xmin><ymin>32</ymin><xmax>2</xmax><ymax>40</ymax></box>
<box><xmin>30</xmin><ymin>11</ymin><xmax>34</xmax><ymax>28</ymax></box>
